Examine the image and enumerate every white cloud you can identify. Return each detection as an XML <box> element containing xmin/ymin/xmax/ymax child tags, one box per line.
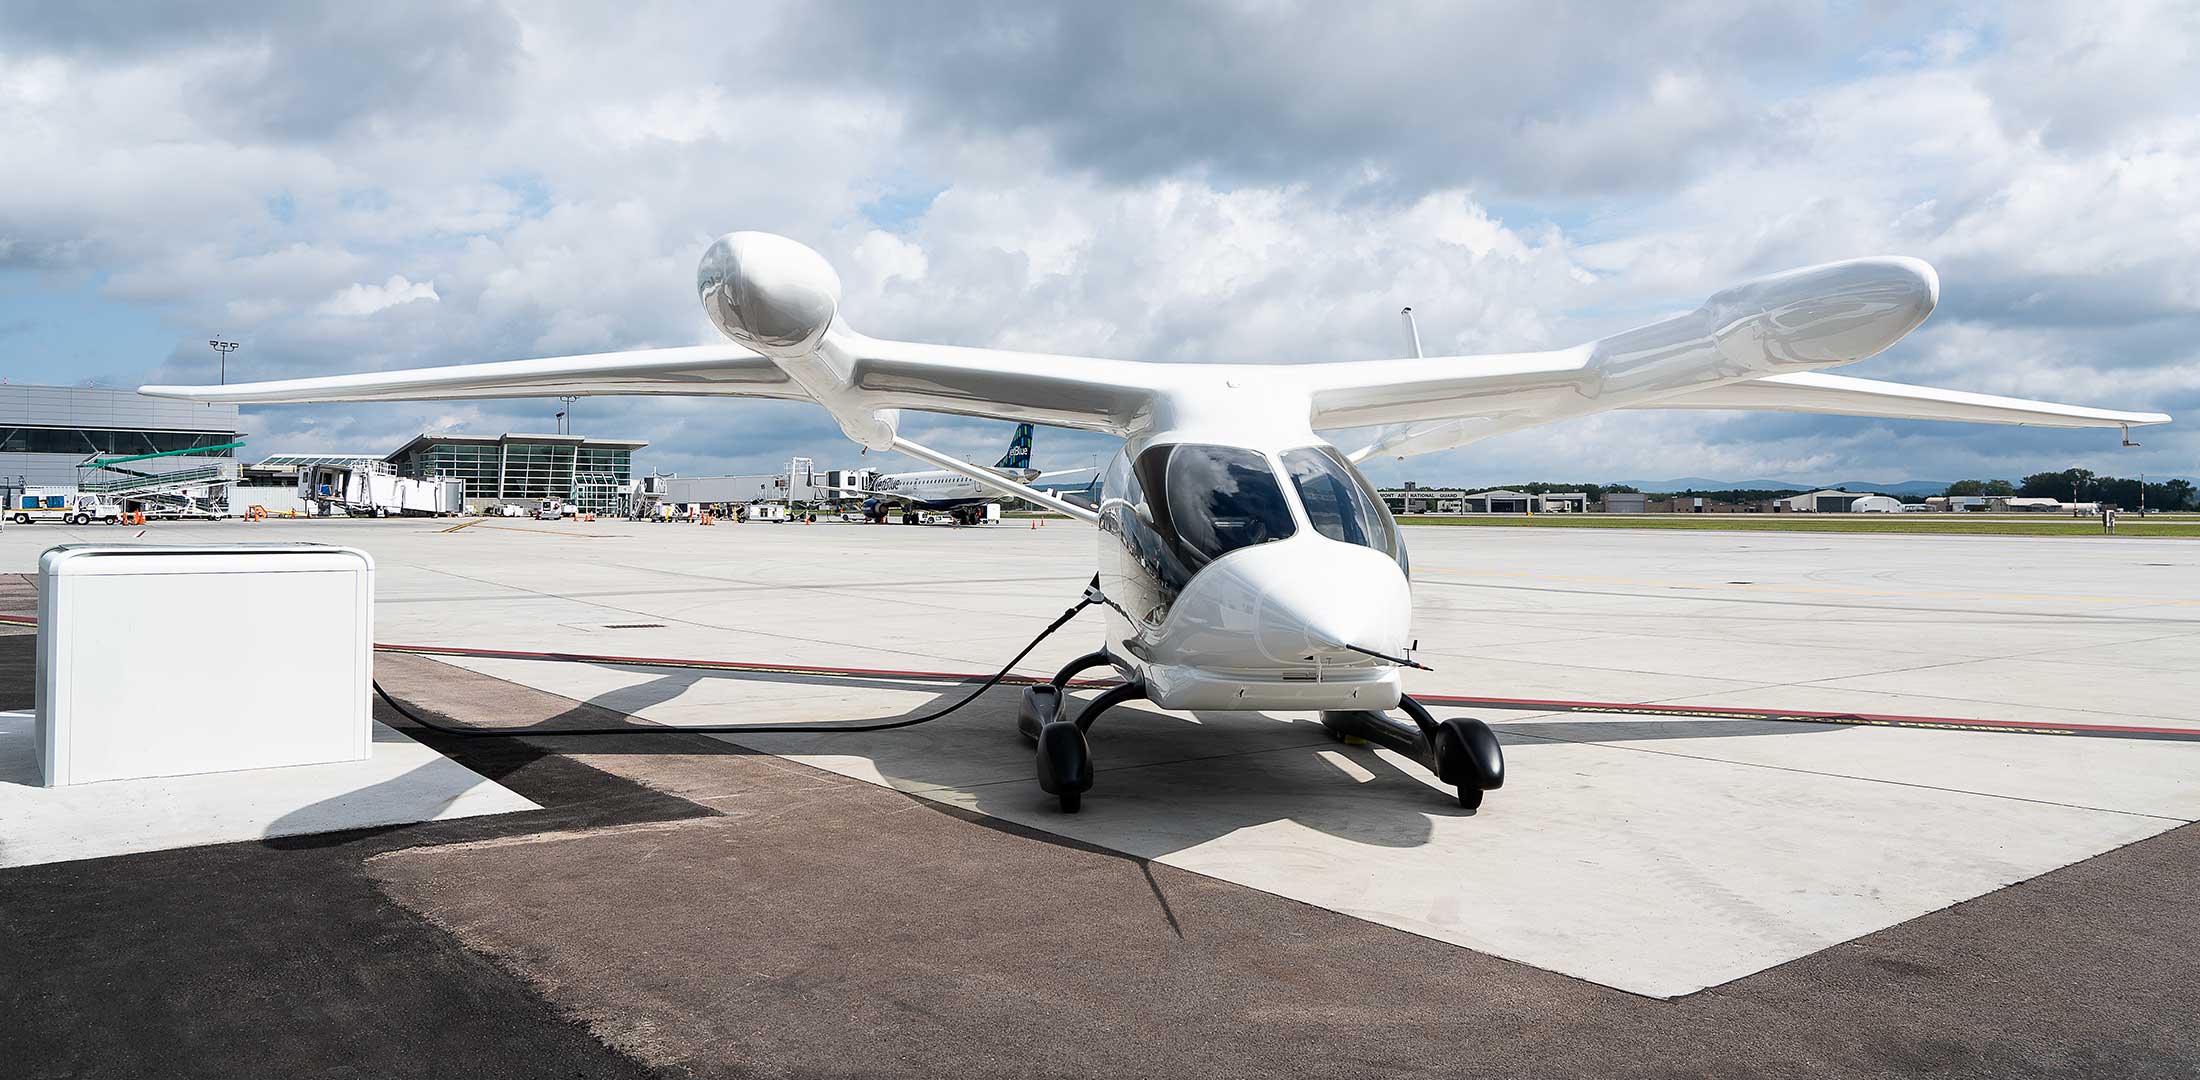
<box><xmin>0</xmin><ymin>2</ymin><xmax>2191</xmax><ymax>485</ymax></box>
<box><xmin>316</xmin><ymin>275</ymin><xmax>440</xmax><ymax>317</ymax></box>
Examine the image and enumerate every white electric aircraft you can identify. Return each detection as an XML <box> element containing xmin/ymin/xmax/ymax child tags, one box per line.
<box><xmin>858</xmin><ymin>422</ymin><xmax>1093</xmax><ymax>524</ymax></box>
<box><xmin>143</xmin><ymin>231</ymin><xmax>2171</xmax><ymax>812</ymax></box>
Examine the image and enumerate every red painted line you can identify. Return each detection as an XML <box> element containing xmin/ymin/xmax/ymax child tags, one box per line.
<box><xmin>1410</xmin><ymin>691</ymin><xmax>2199</xmax><ymax>737</ymax></box>
<box><xmin>389</xmin><ymin>640</ymin><xmax>2198</xmax><ymax>741</ymax></box>
<box><xmin>7</xmin><ymin>611</ymin><xmax>2190</xmax><ymax>741</ymax></box>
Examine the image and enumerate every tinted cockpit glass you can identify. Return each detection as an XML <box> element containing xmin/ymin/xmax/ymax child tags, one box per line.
<box><xmin>1281</xmin><ymin>445</ymin><xmax>1406</xmax><ymax>568</ymax></box>
<box><xmin>1138</xmin><ymin>443</ymin><xmax>1296</xmax><ymax>570</ymax></box>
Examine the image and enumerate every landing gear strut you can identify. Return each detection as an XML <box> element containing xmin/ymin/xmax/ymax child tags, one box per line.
<box><xmin>1017</xmin><ymin>651</ymin><xmax>1137</xmax><ymax>813</ymax></box>
<box><xmin>1321</xmin><ymin>694</ymin><xmax>1503</xmax><ymax>809</ymax></box>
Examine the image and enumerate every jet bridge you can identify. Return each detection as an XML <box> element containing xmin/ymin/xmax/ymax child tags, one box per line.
<box><xmin>301</xmin><ymin>461</ymin><xmax>464</xmax><ymax>518</ymax></box>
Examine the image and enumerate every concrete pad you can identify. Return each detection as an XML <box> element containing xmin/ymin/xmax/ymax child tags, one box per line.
<box><xmin>1447</xmin><ymin>631</ymin><xmax>1949</xmax><ymax>683</ymax></box>
<box><xmin>424</xmin><ymin>651</ymin><xmax>2197</xmax><ymax>998</ymax></box>
<box><xmin>1812</xmin><ymin>657</ymin><xmax>2200</xmax><ymax>725</ymax></box>
<box><xmin>1494</xmin><ymin>706</ymin><xmax>2200</xmax><ymax>820</ymax></box>
<box><xmin>929</xmin><ymin>733</ymin><xmax>2172</xmax><ymax>998</ymax></box>
<box><xmin>13</xmin><ymin>518</ymin><xmax>2200</xmax><ymax>1000</ymax></box>
<box><xmin>0</xmin><ymin>711</ymin><xmax>539</xmax><ymax>867</ymax></box>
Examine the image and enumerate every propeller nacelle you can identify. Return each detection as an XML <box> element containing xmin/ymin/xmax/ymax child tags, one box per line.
<box><xmin>697</xmin><ymin>231</ymin><xmax>842</xmax><ymax>358</ymax></box>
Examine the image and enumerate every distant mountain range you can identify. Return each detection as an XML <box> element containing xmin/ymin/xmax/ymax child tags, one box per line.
<box><xmin>1613</xmin><ymin>476</ymin><xmax>2197</xmax><ymax>496</ymax></box>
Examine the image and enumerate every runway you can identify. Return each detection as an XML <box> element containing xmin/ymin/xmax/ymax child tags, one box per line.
<box><xmin>3</xmin><ymin>517</ymin><xmax>2197</xmax><ymax>1075</ymax></box>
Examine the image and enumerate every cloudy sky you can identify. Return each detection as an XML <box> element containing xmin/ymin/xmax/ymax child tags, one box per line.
<box><xmin>2</xmin><ymin>1</ymin><xmax>2194</xmax><ymax>485</ymax></box>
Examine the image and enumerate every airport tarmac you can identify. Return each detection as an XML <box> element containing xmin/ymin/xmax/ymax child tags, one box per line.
<box><xmin>3</xmin><ymin>516</ymin><xmax>2197</xmax><ymax>1076</ymax></box>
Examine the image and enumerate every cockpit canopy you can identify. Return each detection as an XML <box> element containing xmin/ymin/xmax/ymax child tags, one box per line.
<box><xmin>1278</xmin><ymin>445</ymin><xmax>1405</xmax><ymax>569</ymax></box>
<box><xmin>1141</xmin><ymin>444</ymin><xmax>1296</xmax><ymax>571</ymax></box>
<box><xmin>1102</xmin><ymin>442</ymin><xmax>1407</xmax><ymax>608</ymax></box>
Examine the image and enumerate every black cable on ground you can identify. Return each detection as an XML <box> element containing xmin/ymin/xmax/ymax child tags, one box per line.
<box><xmin>372</xmin><ymin>579</ymin><xmax>1101</xmax><ymax>739</ymax></box>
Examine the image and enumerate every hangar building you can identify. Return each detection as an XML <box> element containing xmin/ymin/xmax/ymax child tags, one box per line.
<box><xmin>1779</xmin><ymin>489</ymin><xmax>1867</xmax><ymax>512</ymax></box>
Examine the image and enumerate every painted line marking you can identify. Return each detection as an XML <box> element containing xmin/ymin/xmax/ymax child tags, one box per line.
<box><xmin>381</xmin><ymin>639</ymin><xmax>2200</xmax><ymax>744</ymax></box>
<box><xmin>1428</xmin><ymin>568</ymin><xmax>2200</xmax><ymax>607</ymax></box>
<box><xmin>4</xmin><ymin>614</ymin><xmax>2186</xmax><ymax>742</ymax></box>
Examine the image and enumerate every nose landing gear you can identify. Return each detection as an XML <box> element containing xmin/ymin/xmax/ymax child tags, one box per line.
<box><xmin>1321</xmin><ymin>695</ymin><xmax>1503</xmax><ymax>809</ymax></box>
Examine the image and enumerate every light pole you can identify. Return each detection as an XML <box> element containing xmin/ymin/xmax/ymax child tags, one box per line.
<box><xmin>558</xmin><ymin>396</ymin><xmax>579</xmax><ymax>435</ymax></box>
<box><xmin>209</xmin><ymin>339</ymin><xmax>239</xmax><ymax>384</ymax></box>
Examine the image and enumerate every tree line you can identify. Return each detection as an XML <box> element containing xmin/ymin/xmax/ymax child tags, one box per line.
<box><xmin>1946</xmin><ymin>469</ymin><xmax>2195</xmax><ymax>510</ymax></box>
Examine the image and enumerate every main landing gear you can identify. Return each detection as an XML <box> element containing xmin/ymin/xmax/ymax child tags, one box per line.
<box><xmin>1016</xmin><ymin>650</ymin><xmax>1136</xmax><ymax>813</ymax></box>
<box><xmin>1016</xmin><ymin>654</ymin><xmax>1504</xmax><ymax>814</ymax></box>
<box><xmin>1320</xmin><ymin>697</ymin><xmax>1504</xmax><ymax>809</ymax></box>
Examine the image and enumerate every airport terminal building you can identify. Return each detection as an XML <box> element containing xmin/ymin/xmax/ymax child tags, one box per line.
<box><xmin>386</xmin><ymin>432</ymin><xmax>646</xmax><ymax>514</ymax></box>
<box><xmin>0</xmin><ymin>384</ymin><xmax>242</xmax><ymax>489</ymax></box>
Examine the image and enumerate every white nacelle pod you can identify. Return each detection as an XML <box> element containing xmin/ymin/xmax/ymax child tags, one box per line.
<box><xmin>697</xmin><ymin>231</ymin><xmax>898</xmax><ymax>450</ymax></box>
<box><xmin>1348</xmin><ymin>256</ymin><xmax>1943</xmax><ymax>462</ymax></box>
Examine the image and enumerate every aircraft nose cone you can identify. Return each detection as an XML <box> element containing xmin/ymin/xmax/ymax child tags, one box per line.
<box><xmin>1249</xmin><ymin>542</ymin><xmax>1412</xmax><ymax>664</ymax></box>
<box><xmin>1707</xmin><ymin>255</ymin><xmax>1939</xmax><ymax>368</ymax></box>
<box><xmin>697</xmin><ymin>232</ymin><xmax>842</xmax><ymax>357</ymax></box>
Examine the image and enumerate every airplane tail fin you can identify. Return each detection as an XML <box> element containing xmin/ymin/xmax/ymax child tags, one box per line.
<box><xmin>993</xmin><ymin>423</ymin><xmax>1034</xmax><ymax>470</ymax></box>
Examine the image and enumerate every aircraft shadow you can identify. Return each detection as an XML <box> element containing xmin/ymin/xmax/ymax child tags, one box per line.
<box><xmin>415</xmin><ymin>663</ymin><xmax>1862</xmax><ymax>857</ymax></box>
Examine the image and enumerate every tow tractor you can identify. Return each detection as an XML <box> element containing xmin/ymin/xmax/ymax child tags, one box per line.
<box><xmin>10</xmin><ymin>489</ymin><xmax>125</xmax><ymax>525</ymax></box>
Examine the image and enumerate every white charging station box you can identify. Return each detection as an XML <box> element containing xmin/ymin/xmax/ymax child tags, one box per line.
<box><xmin>36</xmin><ymin>544</ymin><xmax>375</xmax><ymax>787</ymax></box>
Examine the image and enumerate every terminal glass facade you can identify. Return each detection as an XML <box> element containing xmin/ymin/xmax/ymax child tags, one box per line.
<box><xmin>406</xmin><ymin>441</ymin><xmax>503</xmax><ymax>497</ymax></box>
<box><xmin>387</xmin><ymin>433</ymin><xmax>642</xmax><ymax>513</ymax></box>
<box><xmin>500</xmin><ymin>443</ymin><xmax>575</xmax><ymax>501</ymax></box>
<box><xmin>0</xmin><ymin>428</ymin><xmax>237</xmax><ymax>457</ymax></box>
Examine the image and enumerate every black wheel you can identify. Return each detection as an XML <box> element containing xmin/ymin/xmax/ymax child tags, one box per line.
<box><xmin>1035</xmin><ymin>718</ymin><xmax>1093</xmax><ymax>804</ymax></box>
<box><xmin>12</xmin><ymin>514</ymin><xmax>26</xmax><ymax>524</ymax></box>
<box><xmin>1457</xmin><ymin>786</ymin><xmax>1483</xmax><ymax>810</ymax></box>
<box><xmin>1059</xmin><ymin>791</ymin><xmax>1081</xmax><ymax>813</ymax></box>
<box><xmin>1430</xmin><ymin>716</ymin><xmax>1504</xmax><ymax>792</ymax></box>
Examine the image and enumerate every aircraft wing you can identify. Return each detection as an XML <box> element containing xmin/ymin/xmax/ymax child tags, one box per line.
<box><xmin>138</xmin><ymin>345</ymin><xmax>806</xmax><ymax>404</ymax></box>
<box><xmin>833</xmin><ymin>333</ymin><xmax>1161</xmax><ymax>435</ymax></box>
<box><xmin>1623</xmin><ymin>371</ymin><xmax>2173</xmax><ymax>429</ymax></box>
<box><xmin>1034</xmin><ymin>466</ymin><xmax>1098</xmax><ymax>480</ymax></box>
<box><xmin>139</xmin><ymin>242</ymin><xmax>2166</xmax><ymax>462</ymax></box>
<box><xmin>1304</xmin><ymin>257</ymin><xmax>1956</xmax><ymax>433</ymax></box>
<box><xmin>141</xmin><ymin>331</ymin><xmax>1162</xmax><ymax>436</ymax></box>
